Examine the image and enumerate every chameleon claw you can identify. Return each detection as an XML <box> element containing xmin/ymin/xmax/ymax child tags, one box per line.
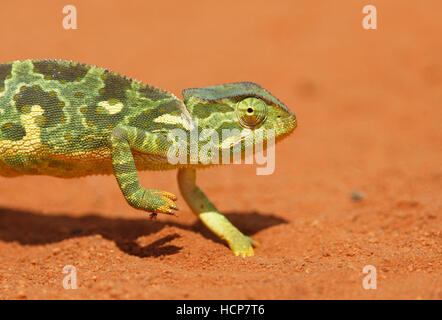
<box><xmin>170</xmin><ymin>203</ymin><xmax>178</xmax><ymax>210</ymax></box>
<box><xmin>154</xmin><ymin>202</ymin><xmax>178</xmax><ymax>216</ymax></box>
<box><xmin>142</xmin><ymin>189</ymin><xmax>179</xmax><ymax>216</ymax></box>
<box><xmin>229</xmin><ymin>235</ymin><xmax>257</xmax><ymax>257</ymax></box>
<box><xmin>160</xmin><ymin>196</ymin><xmax>179</xmax><ymax>215</ymax></box>
<box><xmin>158</xmin><ymin>191</ymin><xmax>177</xmax><ymax>201</ymax></box>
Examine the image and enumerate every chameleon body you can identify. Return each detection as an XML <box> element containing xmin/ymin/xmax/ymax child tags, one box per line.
<box><xmin>0</xmin><ymin>59</ymin><xmax>297</xmax><ymax>256</ymax></box>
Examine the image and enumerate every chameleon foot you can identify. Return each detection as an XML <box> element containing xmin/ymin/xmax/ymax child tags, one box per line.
<box><xmin>228</xmin><ymin>234</ymin><xmax>259</xmax><ymax>257</ymax></box>
<box><xmin>143</xmin><ymin>189</ymin><xmax>178</xmax><ymax>216</ymax></box>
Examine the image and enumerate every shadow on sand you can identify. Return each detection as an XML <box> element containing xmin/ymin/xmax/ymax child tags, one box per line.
<box><xmin>0</xmin><ymin>207</ymin><xmax>287</xmax><ymax>258</ymax></box>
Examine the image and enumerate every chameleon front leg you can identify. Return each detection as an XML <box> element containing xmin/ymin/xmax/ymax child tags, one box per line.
<box><xmin>177</xmin><ymin>168</ymin><xmax>258</xmax><ymax>257</ymax></box>
<box><xmin>110</xmin><ymin>126</ymin><xmax>178</xmax><ymax>217</ymax></box>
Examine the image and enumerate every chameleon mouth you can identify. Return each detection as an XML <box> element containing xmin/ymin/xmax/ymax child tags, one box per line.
<box><xmin>275</xmin><ymin>117</ymin><xmax>297</xmax><ymax>143</ymax></box>
<box><xmin>291</xmin><ymin>117</ymin><xmax>298</xmax><ymax>130</ymax></box>
<box><xmin>279</xmin><ymin>114</ymin><xmax>297</xmax><ymax>130</ymax></box>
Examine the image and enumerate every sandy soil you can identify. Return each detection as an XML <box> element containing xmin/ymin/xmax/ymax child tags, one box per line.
<box><xmin>0</xmin><ymin>0</ymin><xmax>440</xmax><ymax>299</ymax></box>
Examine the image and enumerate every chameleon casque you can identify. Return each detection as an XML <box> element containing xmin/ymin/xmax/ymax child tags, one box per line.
<box><xmin>0</xmin><ymin>59</ymin><xmax>297</xmax><ymax>257</ymax></box>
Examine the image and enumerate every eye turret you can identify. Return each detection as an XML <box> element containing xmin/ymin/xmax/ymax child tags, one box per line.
<box><xmin>236</xmin><ymin>97</ymin><xmax>268</xmax><ymax>128</ymax></box>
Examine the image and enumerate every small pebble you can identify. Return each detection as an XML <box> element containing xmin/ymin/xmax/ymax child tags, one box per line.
<box><xmin>351</xmin><ymin>190</ymin><xmax>365</xmax><ymax>201</ymax></box>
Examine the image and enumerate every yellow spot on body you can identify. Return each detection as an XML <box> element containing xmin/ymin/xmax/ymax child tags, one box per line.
<box><xmin>97</xmin><ymin>100</ymin><xmax>124</xmax><ymax>115</ymax></box>
<box><xmin>60</xmin><ymin>116</ymin><xmax>66</xmax><ymax>122</ymax></box>
<box><xmin>49</xmin><ymin>91</ymin><xmax>56</xmax><ymax>96</ymax></box>
<box><xmin>58</xmin><ymin>101</ymin><xmax>65</xmax><ymax>108</ymax></box>
<box><xmin>87</xmin><ymin>121</ymin><xmax>94</xmax><ymax>127</ymax></box>
<box><xmin>86</xmin><ymin>137</ymin><xmax>93</xmax><ymax>142</ymax></box>
<box><xmin>153</xmin><ymin>114</ymin><xmax>184</xmax><ymax>126</ymax></box>
<box><xmin>34</xmin><ymin>85</ymin><xmax>40</xmax><ymax>90</ymax></box>
<box><xmin>20</xmin><ymin>86</ymin><xmax>27</xmax><ymax>91</ymax></box>
<box><xmin>45</xmin><ymin>75</ymin><xmax>52</xmax><ymax>80</ymax></box>
<box><xmin>0</xmin><ymin>88</ymin><xmax>4</xmax><ymax>92</ymax></box>
<box><xmin>0</xmin><ymin>105</ymin><xmax>45</xmax><ymax>156</ymax></box>
<box><xmin>80</xmin><ymin>107</ymin><xmax>87</xmax><ymax>113</ymax></box>
<box><xmin>65</xmin><ymin>134</ymin><xmax>72</xmax><ymax>140</ymax></box>
<box><xmin>75</xmin><ymin>92</ymin><xmax>84</xmax><ymax>98</ymax></box>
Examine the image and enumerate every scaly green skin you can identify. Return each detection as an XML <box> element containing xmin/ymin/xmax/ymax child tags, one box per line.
<box><xmin>0</xmin><ymin>59</ymin><xmax>297</xmax><ymax>256</ymax></box>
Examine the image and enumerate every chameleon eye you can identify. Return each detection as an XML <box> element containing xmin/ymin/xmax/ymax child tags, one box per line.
<box><xmin>236</xmin><ymin>97</ymin><xmax>268</xmax><ymax>128</ymax></box>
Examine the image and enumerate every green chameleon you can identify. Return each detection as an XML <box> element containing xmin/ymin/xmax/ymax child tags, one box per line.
<box><xmin>0</xmin><ymin>59</ymin><xmax>297</xmax><ymax>257</ymax></box>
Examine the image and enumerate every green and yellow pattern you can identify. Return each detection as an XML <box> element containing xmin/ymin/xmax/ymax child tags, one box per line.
<box><xmin>0</xmin><ymin>59</ymin><xmax>297</xmax><ymax>256</ymax></box>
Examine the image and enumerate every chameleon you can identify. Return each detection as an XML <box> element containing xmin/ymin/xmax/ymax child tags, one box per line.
<box><xmin>0</xmin><ymin>59</ymin><xmax>297</xmax><ymax>257</ymax></box>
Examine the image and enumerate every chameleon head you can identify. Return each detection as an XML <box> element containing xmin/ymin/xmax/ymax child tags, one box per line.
<box><xmin>182</xmin><ymin>82</ymin><xmax>297</xmax><ymax>158</ymax></box>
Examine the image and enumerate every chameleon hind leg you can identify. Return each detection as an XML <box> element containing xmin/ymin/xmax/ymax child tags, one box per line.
<box><xmin>177</xmin><ymin>168</ymin><xmax>259</xmax><ymax>257</ymax></box>
<box><xmin>110</xmin><ymin>126</ymin><xmax>178</xmax><ymax>217</ymax></box>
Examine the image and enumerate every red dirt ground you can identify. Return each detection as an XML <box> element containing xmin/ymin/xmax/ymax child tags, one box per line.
<box><xmin>0</xmin><ymin>0</ymin><xmax>440</xmax><ymax>299</ymax></box>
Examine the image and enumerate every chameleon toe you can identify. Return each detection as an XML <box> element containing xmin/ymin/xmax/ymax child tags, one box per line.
<box><xmin>162</xmin><ymin>191</ymin><xmax>178</xmax><ymax>201</ymax></box>
<box><xmin>228</xmin><ymin>234</ymin><xmax>256</xmax><ymax>257</ymax></box>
